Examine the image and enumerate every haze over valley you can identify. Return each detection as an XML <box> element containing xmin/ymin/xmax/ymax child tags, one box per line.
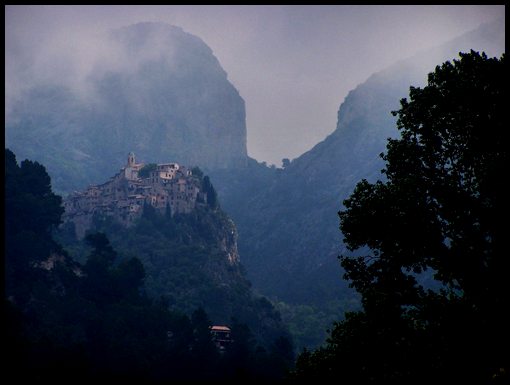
<box><xmin>5</xmin><ymin>5</ymin><xmax>506</xmax><ymax>384</ymax></box>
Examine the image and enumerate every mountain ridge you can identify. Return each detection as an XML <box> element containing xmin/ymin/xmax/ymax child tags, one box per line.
<box><xmin>6</xmin><ymin>22</ymin><xmax>248</xmax><ymax>194</ymax></box>
<box><xmin>211</xmin><ymin>17</ymin><xmax>505</xmax><ymax>309</ymax></box>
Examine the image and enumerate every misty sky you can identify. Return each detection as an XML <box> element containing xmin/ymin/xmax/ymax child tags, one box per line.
<box><xmin>5</xmin><ymin>5</ymin><xmax>504</xmax><ymax>165</ymax></box>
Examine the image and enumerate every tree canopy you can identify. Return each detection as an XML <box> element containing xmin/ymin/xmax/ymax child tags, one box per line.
<box><xmin>138</xmin><ymin>163</ymin><xmax>157</xmax><ymax>178</ymax></box>
<box><xmin>5</xmin><ymin>149</ymin><xmax>294</xmax><ymax>384</ymax></box>
<box><xmin>291</xmin><ymin>51</ymin><xmax>507</xmax><ymax>383</ymax></box>
<box><xmin>5</xmin><ymin>149</ymin><xmax>65</xmax><ymax>299</ymax></box>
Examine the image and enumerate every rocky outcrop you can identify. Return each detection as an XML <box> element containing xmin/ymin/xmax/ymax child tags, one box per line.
<box><xmin>6</xmin><ymin>22</ymin><xmax>248</xmax><ymax>194</ymax></box>
<box><xmin>213</xmin><ymin>18</ymin><xmax>505</xmax><ymax>306</ymax></box>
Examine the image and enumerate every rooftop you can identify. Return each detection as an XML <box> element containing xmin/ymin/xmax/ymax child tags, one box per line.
<box><xmin>210</xmin><ymin>325</ymin><xmax>231</xmax><ymax>332</ymax></box>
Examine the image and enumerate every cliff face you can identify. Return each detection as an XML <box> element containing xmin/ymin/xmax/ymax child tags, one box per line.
<box><xmin>56</xmin><ymin>166</ymin><xmax>286</xmax><ymax>347</ymax></box>
<box><xmin>212</xmin><ymin>18</ymin><xmax>505</xmax><ymax>307</ymax></box>
<box><xmin>6</xmin><ymin>22</ymin><xmax>248</xmax><ymax>194</ymax></box>
<box><xmin>67</xmin><ymin>202</ymin><xmax>286</xmax><ymax>348</ymax></box>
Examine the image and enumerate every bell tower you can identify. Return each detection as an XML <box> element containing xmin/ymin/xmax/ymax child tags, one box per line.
<box><xmin>128</xmin><ymin>152</ymin><xmax>135</xmax><ymax>167</ymax></box>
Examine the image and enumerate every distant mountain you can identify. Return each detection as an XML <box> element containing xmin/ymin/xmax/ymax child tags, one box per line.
<box><xmin>6</xmin><ymin>22</ymin><xmax>248</xmax><ymax>194</ymax></box>
<box><xmin>210</xmin><ymin>18</ymin><xmax>505</xmax><ymax>309</ymax></box>
<box><xmin>6</xmin><ymin>17</ymin><xmax>505</xmax><ymax>351</ymax></box>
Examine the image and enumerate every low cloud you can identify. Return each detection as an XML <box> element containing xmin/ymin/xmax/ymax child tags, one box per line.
<box><xmin>5</xmin><ymin>5</ymin><xmax>505</xmax><ymax>164</ymax></box>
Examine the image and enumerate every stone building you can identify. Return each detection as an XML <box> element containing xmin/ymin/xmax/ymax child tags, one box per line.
<box><xmin>210</xmin><ymin>325</ymin><xmax>232</xmax><ymax>352</ymax></box>
<box><xmin>63</xmin><ymin>153</ymin><xmax>207</xmax><ymax>238</ymax></box>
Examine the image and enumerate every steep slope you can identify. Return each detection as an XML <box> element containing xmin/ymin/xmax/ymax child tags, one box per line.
<box><xmin>211</xmin><ymin>18</ymin><xmax>505</xmax><ymax>308</ymax></box>
<box><xmin>6</xmin><ymin>22</ymin><xmax>248</xmax><ymax>194</ymax></box>
<box><xmin>56</xmin><ymin>163</ymin><xmax>289</xmax><ymax>349</ymax></box>
<box><xmin>5</xmin><ymin>148</ymin><xmax>293</xmax><ymax>383</ymax></box>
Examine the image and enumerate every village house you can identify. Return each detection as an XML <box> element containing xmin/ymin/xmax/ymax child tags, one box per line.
<box><xmin>210</xmin><ymin>325</ymin><xmax>233</xmax><ymax>352</ymax></box>
<box><xmin>63</xmin><ymin>152</ymin><xmax>207</xmax><ymax>238</ymax></box>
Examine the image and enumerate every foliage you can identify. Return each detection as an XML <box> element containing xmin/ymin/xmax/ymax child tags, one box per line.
<box><xmin>202</xmin><ymin>175</ymin><xmax>219</xmax><ymax>208</ymax></box>
<box><xmin>5</xmin><ymin>149</ymin><xmax>293</xmax><ymax>383</ymax></box>
<box><xmin>291</xmin><ymin>51</ymin><xmax>508</xmax><ymax>383</ymax></box>
<box><xmin>5</xmin><ymin>149</ymin><xmax>65</xmax><ymax>300</ymax></box>
<box><xmin>137</xmin><ymin>162</ymin><xmax>157</xmax><ymax>178</ymax></box>
<box><xmin>5</xmin><ymin>148</ymin><xmax>63</xmax><ymax>239</ymax></box>
<box><xmin>78</xmin><ymin>197</ymin><xmax>291</xmax><ymax>350</ymax></box>
<box><xmin>210</xmin><ymin>157</ymin><xmax>362</xmax><ymax>348</ymax></box>
<box><xmin>209</xmin><ymin>23</ymin><xmax>504</xmax><ymax>353</ymax></box>
<box><xmin>191</xmin><ymin>165</ymin><xmax>204</xmax><ymax>179</ymax></box>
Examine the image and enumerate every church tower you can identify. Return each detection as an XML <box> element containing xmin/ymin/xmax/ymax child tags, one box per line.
<box><xmin>128</xmin><ymin>152</ymin><xmax>135</xmax><ymax>167</ymax></box>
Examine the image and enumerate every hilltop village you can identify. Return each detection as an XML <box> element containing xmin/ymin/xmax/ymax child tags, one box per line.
<box><xmin>63</xmin><ymin>152</ymin><xmax>207</xmax><ymax>238</ymax></box>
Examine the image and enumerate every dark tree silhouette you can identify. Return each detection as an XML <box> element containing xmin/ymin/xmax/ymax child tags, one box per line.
<box><xmin>5</xmin><ymin>149</ymin><xmax>65</xmax><ymax>301</ymax></box>
<box><xmin>291</xmin><ymin>51</ymin><xmax>507</xmax><ymax>384</ymax></box>
<box><xmin>5</xmin><ymin>149</ymin><xmax>293</xmax><ymax>384</ymax></box>
<box><xmin>202</xmin><ymin>175</ymin><xmax>219</xmax><ymax>208</ymax></box>
<box><xmin>5</xmin><ymin>149</ymin><xmax>63</xmax><ymax>249</ymax></box>
<box><xmin>137</xmin><ymin>162</ymin><xmax>157</xmax><ymax>178</ymax></box>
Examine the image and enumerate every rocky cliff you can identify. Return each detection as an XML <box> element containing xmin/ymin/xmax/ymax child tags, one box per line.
<box><xmin>211</xmin><ymin>18</ymin><xmax>505</xmax><ymax>307</ymax></box>
<box><xmin>56</xmin><ymin>168</ymin><xmax>286</xmax><ymax>348</ymax></box>
<box><xmin>6</xmin><ymin>22</ymin><xmax>248</xmax><ymax>194</ymax></box>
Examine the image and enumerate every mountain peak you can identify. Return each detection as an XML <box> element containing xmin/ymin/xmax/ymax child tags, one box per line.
<box><xmin>6</xmin><ymin>22</ymin><xmax>248</xmax><ymax>194</ymax></box>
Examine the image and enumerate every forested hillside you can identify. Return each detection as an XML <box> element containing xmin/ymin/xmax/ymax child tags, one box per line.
<box><xmin>57</xmin><ymin>170</ymin><xmax>290</xmax><ymax>348</ymax></box>
<box><xmin>209</xmin><ymin>18</ymin><xmax>505</xmax><ymax>349</ymax></box>
<box><xmin>5</xmin><ymin>16</ymin><xmax>505</xmax><ymax>354</ymax></box>
<box><xmin>5</xmin><ymin>148</ymin><xmax>294</xmax><ymax>384</ymax></box>
<box><xmin>290</xmin><ymin>50</ymin><xmax>507</xmax><ymax>384</ymax></box>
